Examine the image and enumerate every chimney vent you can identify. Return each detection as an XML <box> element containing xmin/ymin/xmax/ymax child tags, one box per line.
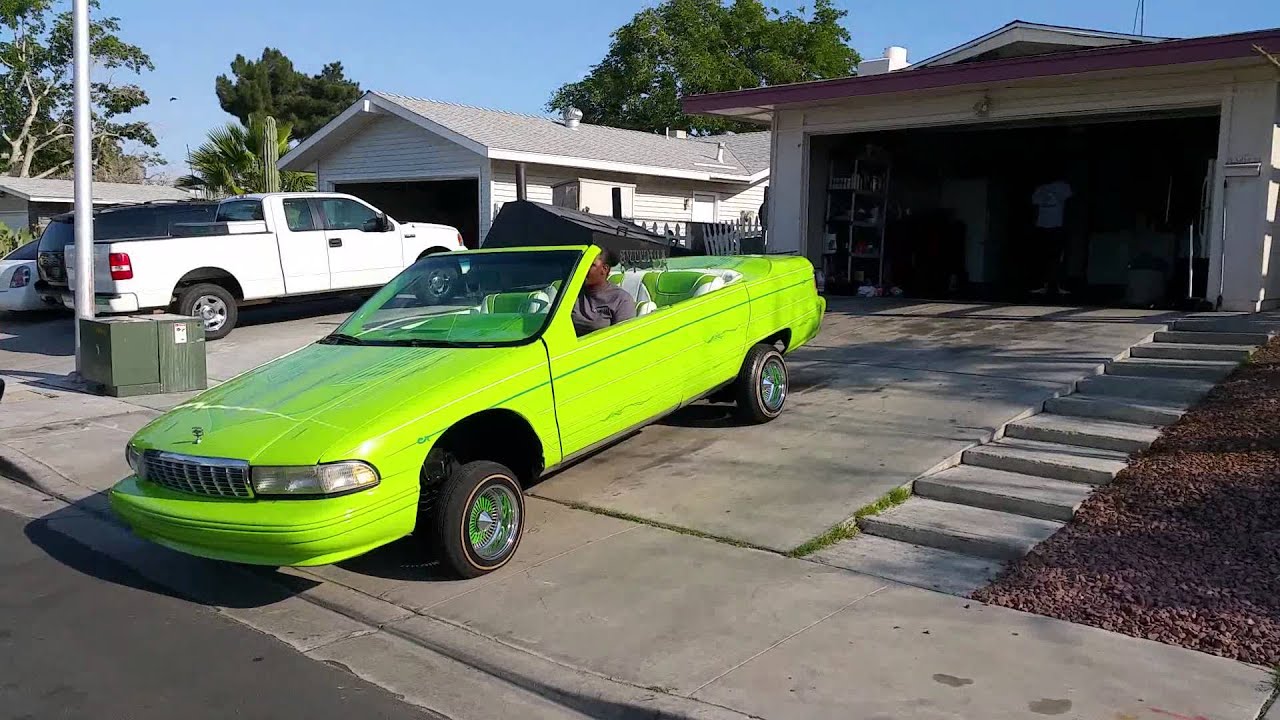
<box><xmin>716</xmin><ymin>141</ymin><xmax>726</xmax><ymax>164</ymax></box>
<box><xmin>561</xmin><ymin>107</ymin><xmax>583</xmax><ymax>129</ymax></box>
<box><xmin>857</xmin><ymin>46</ymin><xmax>910</xmax><ymax>76</ymax></box>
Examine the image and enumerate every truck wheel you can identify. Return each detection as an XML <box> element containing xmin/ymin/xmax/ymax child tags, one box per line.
<box><xmin>177</xmin><ymin>283</ymin><xmax>238</xmax><ymax>340</ymax></box>
<box><xmin>434</xmin><ymin>460</ymin><xmax>524</xmax><ymax>579</ymax></box>
<box><xmin>734</xmin><ymin>343</ymin><xmax>788</xmax><ymax>423</ymax></box>
<box><xmin>411</xmin><ymin>256</ymin><xmax>460</xmax><ymax>304</ymax></box>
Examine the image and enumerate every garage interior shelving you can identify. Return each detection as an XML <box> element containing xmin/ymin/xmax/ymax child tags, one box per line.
<box><xmin>822</xmin><ymin>145</ymin><xmax>891</xmax><ymax>294</ymax></box>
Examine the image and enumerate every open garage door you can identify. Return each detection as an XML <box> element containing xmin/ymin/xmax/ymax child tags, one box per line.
<box><xmin>808</xmin><ymin>109</ymin><xmax>1220</xmax><ymax>308</ymax></box>
<box><xmin>335</xmin><ymin>179</ymin><xmax>480</xmax><ymax>248</ymax></box>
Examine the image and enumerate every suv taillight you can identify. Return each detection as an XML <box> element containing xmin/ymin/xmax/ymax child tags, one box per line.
<box><xmin>9</xmin><ymin>266</ymin><xmax>30</xmax><ymax>288</ymax></box>
<box><xmin>108</xmin><ymin>253</ymin><xmax>133</xmax><ymax>280</ymax></box>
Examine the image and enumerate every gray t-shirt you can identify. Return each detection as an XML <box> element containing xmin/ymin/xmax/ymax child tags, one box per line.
<box><xmin>571</xmin><ymin>284</ymin><xmax>635</xmax><ymax>336</ymax></box>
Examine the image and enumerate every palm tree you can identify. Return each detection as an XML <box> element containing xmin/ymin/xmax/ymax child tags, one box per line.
<box><xmin>178</xmin><ymin>115</ymin><xmax>315</xmax><ymax>196</ymax></box>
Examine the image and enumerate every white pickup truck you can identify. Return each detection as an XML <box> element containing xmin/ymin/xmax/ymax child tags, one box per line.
<box><xmin>64</xmin><ymin>192</ymin><xmax>466</xmax><ymax>338</ymax></box>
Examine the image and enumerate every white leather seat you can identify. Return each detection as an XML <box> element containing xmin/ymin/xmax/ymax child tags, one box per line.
<box><xmin>634</xmin><ymin>283</ymin><xmax>656</xmax><ymax>316</ymax></box>
<box><xmin>525</xmin><ymin>290</ymin><xmax>552</xmax><ymax>314</ymax></box>
<box><xmin>691</xmin><ymin>275</ymin><xmax>726</xmax><ymax>297</ymax></box>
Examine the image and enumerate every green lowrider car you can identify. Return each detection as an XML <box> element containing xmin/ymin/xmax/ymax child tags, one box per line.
<box><xmin>111</xmin><ymin>244</ymin><xmax>825</xmax><ymax>577</ymax></box>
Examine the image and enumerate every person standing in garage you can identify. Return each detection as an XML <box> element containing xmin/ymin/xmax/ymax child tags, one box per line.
<box><xmin>1031</xmin><ymin>178</ymin><xmax>1074</xmax><ymax>296</ymax></box>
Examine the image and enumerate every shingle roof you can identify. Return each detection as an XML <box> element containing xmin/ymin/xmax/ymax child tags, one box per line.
<box><xmin>373</xmin><ymin>92</ymin><xmax>770</xmax><ymax>178</ymax></box>
<box><xmin>0</xmin><ymin>177</ymin><xmax>193</xmax><ymax>204</ymax></box>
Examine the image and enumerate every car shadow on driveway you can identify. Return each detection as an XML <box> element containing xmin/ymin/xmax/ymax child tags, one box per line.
<box><xmin>21</xmin><ymin>492</ymin><xmax>309</xmax><ymax>609</ymax></box>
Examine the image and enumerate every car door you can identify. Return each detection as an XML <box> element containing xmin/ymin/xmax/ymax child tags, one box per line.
<box><xmin>319</xmin><ymin>196</ymin><xmax>401</xmax><ymax>289</ymax></box>
<box><xmin>543</xmin><ymin>264</ymin><xmax>686</xmax><ymax>459</ymax></box>
<box><xmin>274</xmin><ymin>198</ymin><xmax>330</xmax><ymax>294</ymax></box>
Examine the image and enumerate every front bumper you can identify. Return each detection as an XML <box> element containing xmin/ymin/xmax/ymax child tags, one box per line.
<box><xmin>109</xmin><ymin>475</ymin><xmax>418</xmax><ymax>566</ymax></box>
<box><xmin>59</xmin><ymin>291</ymin><xmax>140</xmax><ymax>314</ymax></box>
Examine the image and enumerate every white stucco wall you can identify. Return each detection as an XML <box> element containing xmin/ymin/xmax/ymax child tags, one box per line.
<box><xmin>1207</xmin><ymin>79</ymin><xmax>1280</xmax><ymax>311</ymax></box>
<box><xmin>765</xmin><ymin>64</ymin><xmax>1280</xmax><ymax>311</ymax></box>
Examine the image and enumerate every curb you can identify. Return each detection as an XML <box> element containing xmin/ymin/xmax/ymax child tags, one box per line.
<box><xmin>0</xmin><ymin>476</ymin><xmax>756</xmax><ymax>720</ymax></box>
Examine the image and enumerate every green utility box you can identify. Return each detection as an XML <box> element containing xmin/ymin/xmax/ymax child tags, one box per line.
<box><xmin>79</xmin><ymin>314</ymin><xmax>207</xmax><ymax>397</ymax></box>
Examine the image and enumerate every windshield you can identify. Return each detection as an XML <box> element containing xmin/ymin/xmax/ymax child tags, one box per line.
<box><xmin>327</xmin><ymin>250</ymin><xmax>582</xmax><ymax>346</ymax></box>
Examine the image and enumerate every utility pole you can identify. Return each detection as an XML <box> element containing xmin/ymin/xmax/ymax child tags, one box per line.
<box><xmin>72</xmin><ymin>0</ymin><xmax>94</xmax><ymax>374</ymax></box>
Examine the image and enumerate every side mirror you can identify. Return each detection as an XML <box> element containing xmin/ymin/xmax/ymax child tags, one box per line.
<box><xmin>363</xmin><ymin>213</ymin><xmax>392</xmax><ymax>233</ymax></box>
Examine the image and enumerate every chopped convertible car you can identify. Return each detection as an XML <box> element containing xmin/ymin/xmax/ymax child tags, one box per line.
<box><xmin>111</xmin><ymin>244</ymin><xmax>825</xmax><ymax>577</ymax></box>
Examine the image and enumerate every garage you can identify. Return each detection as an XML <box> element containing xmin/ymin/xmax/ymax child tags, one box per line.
<box><xmin>334</xmin><ymin>179</ymin><xmax>480</xmax><ymax>248</ymax></box>
<box><xmin>807</xmin><ymin>109</ymin><xmax>1220</xmax><ymax>306</ymax></box>
<box><xmin>684</xmin><ymin>22</ymin><xmax>1280</xmax><ymax>312</ymax></box>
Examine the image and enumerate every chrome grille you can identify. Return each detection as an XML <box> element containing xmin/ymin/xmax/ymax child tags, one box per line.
<box><xmin>142</xmin><ymin>451</ymin><xmax>252</xmax><ymax>498</ymax></box>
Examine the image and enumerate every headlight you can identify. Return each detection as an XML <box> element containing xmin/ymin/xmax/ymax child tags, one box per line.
<box><xmin>125</xmin><ymin>444</ymin><xmax>143</xmax><ymax>476</ymax></box>
<box><xmin>251</xmin><ymin>461</ymin><xmax>379</xmax><ymax>497</ymax></box>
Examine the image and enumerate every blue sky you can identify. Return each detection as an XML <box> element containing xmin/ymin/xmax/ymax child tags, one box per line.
<box><xmin>104</xmin><ymin>0</ymin><xmax>1278</xmax><ymax>175</ymax></box>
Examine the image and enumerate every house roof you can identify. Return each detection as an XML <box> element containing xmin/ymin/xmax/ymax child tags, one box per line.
<box><xmin>913</xmin><ymin>21</ymin><xmax>1170</xmax><ymax>68</ymax></box>
<box><xmin>0</xmin><ymin>177</ymin><xmax>193</xmax><ymax>204</ymax></box>
<box><xmin>684</xmin><ymin>26</ymin><xmax>1280</xmax><ymax>123</ymax></box>
<box><xmin>280</xmin><ymin>92</ymin><xmax>770</xmax><ymax>183</ymax></box>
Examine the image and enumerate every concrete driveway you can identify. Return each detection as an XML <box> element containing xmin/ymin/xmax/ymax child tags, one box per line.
<box><xmin>3</xmin><ymin>298</ymin><xmax>1174</xmax><ymax>553</ymax></box>
<box><xmin>531</xmin><ymin>299</ymin><xmax>1176</xmax><ymax>551</ymax></box>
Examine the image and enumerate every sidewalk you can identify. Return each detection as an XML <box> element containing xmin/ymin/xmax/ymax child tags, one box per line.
<box><xmin>0</xmin><ymin>386</ymin><xmax>1270</xmax><ymax>720</ymax></box>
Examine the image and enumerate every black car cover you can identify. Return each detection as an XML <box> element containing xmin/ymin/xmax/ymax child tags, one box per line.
<box><xmin>482</xmin><ymin>200</ymin><xmax>691</xmax><ymax>265</ymax></box>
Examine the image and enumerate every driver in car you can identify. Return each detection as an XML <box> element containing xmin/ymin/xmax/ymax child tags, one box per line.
<box><xmin>571</xmin><ymin>251</ymin><xmax>634</xmax><ymax>336</ymax></box>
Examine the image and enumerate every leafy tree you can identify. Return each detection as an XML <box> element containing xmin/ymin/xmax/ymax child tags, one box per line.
<box><xmin>548</xmin><ymin>0</ymin><xmax>858</xmax><ymax>134</ymax></box>
<box><xmin>177</xmin><ymin>115</ymin><xmax>314</xmax><ymax>196</ymax></box>
<box><xmin>0</xmin><ymin>0</ymin><xmax>158</xmax><ymax>177</ymax></box>
<box><xmin>215</xmin><ymin>48</ymin><xmax>361</xmax><ymax>140</ymax></box>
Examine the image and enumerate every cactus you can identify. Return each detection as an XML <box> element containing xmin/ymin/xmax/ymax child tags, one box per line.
<box><xmin>260</xmin><ymin>115</ymin><xmax>281</xmax><ymax>193</ymax></box>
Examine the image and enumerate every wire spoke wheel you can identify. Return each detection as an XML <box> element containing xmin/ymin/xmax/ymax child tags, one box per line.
<box><xmin>466</xmin><ymin>482</ymin><xmax>520</xmax><ymax>562</ymax></box>
<box><xmin>760</xmin><ymin>357</ymin><xmax>787</xmax><ymax>412</ymax></box>
<box><xmin>735</xmin><ymin>343</ymin><xmax>788</xmax><ymax>423</ymax></box>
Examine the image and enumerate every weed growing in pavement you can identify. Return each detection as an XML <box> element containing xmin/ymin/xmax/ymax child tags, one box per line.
<box><xmin>853</xmin><ymin>485</ymin><xmax>913</xmax><ymax>519</ymax></box>
<box><xmin>787</xmin><ymin>520</ymin><xmax>859</xmax><ymax>558</ymax></box>
<box><xmin>552</xmin><ymin>499</ymin><xmax>761</xmax><ymax>550</ymax></box>
<box><xmin>787</xmin><ymin>484</ymin><xmax>914</xmax><ymax>557</ymax></box>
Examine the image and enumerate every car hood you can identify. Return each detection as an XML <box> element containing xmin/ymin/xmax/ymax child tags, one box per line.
<box><xmin>131</xmin><ymin>342</ymin><xmax>510</xmax><ymax>465</ymax></box>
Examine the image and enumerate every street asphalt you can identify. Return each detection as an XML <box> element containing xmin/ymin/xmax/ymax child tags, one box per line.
<box><xmin>0</xmin><ymin>508</ymin><xmax>437</xmax><ymax>720</ymax></box>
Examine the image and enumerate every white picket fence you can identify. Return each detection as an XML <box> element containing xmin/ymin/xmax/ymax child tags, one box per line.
<box><xmin>633</xmin><ymin>218</ymin><xmax>764</xmax><ymax>255</ymax></box>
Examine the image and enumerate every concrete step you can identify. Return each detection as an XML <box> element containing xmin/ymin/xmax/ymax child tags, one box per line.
<box><xmin>1169</xmin><ymin>317</ymin><xmax>1279</xmax><ymax>336</ymax></box>
<box><xmin>1154</xmin><ymin>330</ymin><xmax>1270</xmax><ymax>346</ymax></box>
<box><xmin>1044</xmin><ymin>395</ymin><xmax>1185</xmax><ymax>427</ymax></box>
<box><xmin>810</xmin><ymin>533</ymin><xmax>1002</xmax><ymax>597</ymax></box>
<box><xmin>1077</xmin><ymin>374</ymin><xmax>1214</xmax><ymax>405</ymax></box>
<box><xmin>963</xmin><ymin>437</ymin><xmax>1130</xmax><ymax>486</ymax></box>
<box><xmin>1131</xmin><ymin>342</ymin><xmax>1254</xmax><ymax>362</ymax></box>
<box><xmin>858</xmin><ymin>498</ymin><xmax>1064</xmax><ymax>561</ymax></box>
<box><xmin>1006</xmin><ymin>413</ymin><xmax>1161</xmax><ymax>453</ymax></box>
<box><xmin>914</xmin><ymin>465</ymin><xmax>1094</xmax><ymax>522</ymax></box>
<box><xmin>1106</xmin><ymin>357</ymin><xmax>1237</xmax><ymax>382</ymax></box>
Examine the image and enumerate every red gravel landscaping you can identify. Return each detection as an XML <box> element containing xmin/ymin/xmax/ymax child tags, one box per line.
<box><xmin>973</xmin><ymin>338</ymin><xmax>1280</xmax><ymax>667</ymax></box>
